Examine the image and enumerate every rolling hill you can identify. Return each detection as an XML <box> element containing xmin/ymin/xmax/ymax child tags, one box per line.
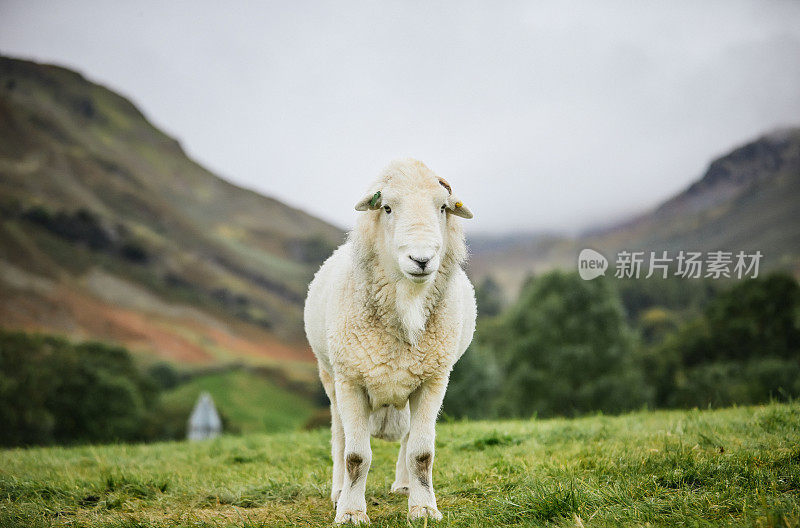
<box><xmin>3</xmin><ymin>54</ymin><xmax>797</xmax><ymax>365</ymax></box>
<box><xmin>0</xmin><ymin>56</ymin><xmax>344</xmax><ymax>367</ymax></box>
<box><xmin>470</xmin><ymin>127</ymin><xmax>800</xmax><ymax>295</ymax></box>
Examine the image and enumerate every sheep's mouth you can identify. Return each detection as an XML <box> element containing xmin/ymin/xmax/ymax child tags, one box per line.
<box><xmin>405</xmin><ymin>270</ymin><xmax>434</xmax><ymax>282</ymax></box>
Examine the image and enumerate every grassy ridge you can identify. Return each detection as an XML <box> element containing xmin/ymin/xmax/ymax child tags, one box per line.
<box><xmin>0</xmin><ymin>56</ymin><xmax>344</xmax><ymax>357</ymax></box>
<box><xmin>161</xmin><ymin>370</ymin><xmax>317</xmax><ymax>434</ymax></box>
<box><xmin>2</xmin><ymin>403</ymin><xmax>798</xmax><ymax>527</ymax></box>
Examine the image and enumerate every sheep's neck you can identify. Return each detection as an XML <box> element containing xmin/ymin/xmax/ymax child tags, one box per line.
<box><xmin>394</xmin><ymin>279</ymin><xmax>432</xmax><ymax>346</ymax></box>
<box><xmin>359</xmin><ymin>254</ymin><xmax>449</xmax><ymax>347</ymax></box>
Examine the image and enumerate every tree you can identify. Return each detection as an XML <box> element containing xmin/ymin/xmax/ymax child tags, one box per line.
<box><xmin>0</xmin><ymin>331</ymin><xmax>162</xmax><ymax>446</ymax></box>
<box><xmin>649</xmin><ymin>273</ymin><xmax>800</xmax><ymax>408</ymax></box>
<box><xmin>704</xmin><ymin>273</ymin><xmax>800</xmax><ymax>362</ymax></box>
<box><xmin>484</xmin><ymin>271</ymin><xmax>651</xmax><ymax>417</ymax></box>
<box><xmin>442</xmin><ymin>343</ymin><xmax>501</xmax><ymax>419</ymax></box>
<box><xmin>475</xmin><ymin>276</ymin><xmax>505</xmax><ymax>318</ymax></box>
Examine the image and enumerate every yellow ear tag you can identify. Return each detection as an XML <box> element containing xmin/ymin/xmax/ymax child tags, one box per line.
<box><xmin>455</xmin><ymin>201</ymin><xmax>463</xmax><ymax>208</ymax></box>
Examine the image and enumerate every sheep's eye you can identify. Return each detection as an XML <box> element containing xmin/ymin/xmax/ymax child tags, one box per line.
<box><xmin>384</xmin><ymin>205</ymin><xmax>392</xmax><ymax>214</ymax></box>
<box><xmin>440</xmin><ymin>204</ymin><xmax>447</xmax><ymax>213</ymax></box>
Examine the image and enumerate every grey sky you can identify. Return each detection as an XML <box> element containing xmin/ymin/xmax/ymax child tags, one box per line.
<box><xmin>2</xmin><ymin>1</ymin><xmax>799</xmax><ymax>234</ymax></box>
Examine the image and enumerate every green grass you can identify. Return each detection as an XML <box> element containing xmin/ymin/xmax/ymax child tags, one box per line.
<box><xmin>2</xmin><ymin>403</ymin><xmax>799</xmax><ymax>527</ymax></box>
<box><xmin>161</xmin><ymin>370</ymin><xmax>316</xmax><ymax>434</ymax></box>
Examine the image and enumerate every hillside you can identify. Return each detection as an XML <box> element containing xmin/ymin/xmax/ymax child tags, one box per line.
<box><xmin>0</xmin><ymin>56</ymin><xmax>344</xmax><ymax>366</ymax></box>
<box><xmin>160</xmin><ymin>369</ymin><xmax>318</xmax><ymax>434</ymax></box>
<box><xmin>470</xmin><ymin>128</ymin><xmax>800</xmax><ymax>295</ymax></box>
<box><xmin>2</xmin><ymin>402</ymin><xmax>798</xmax><ymax>527</ymax></box>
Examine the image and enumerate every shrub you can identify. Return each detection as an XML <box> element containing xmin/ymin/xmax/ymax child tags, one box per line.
<box><xmin>0</xmin><ymin>331</ymin><xmax>161</xmax><ymax>446</ymax></box>
<box><xmin>646</xmin><ymin>273</ymin><xmax>800</xmax><ymax>408</ymax></box>
<box><xmin>482</xmin><ymin>271</ymin><xmax>652</xmax><ymax>418</ymax></box>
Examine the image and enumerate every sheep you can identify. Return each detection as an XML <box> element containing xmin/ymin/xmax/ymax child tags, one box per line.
<box><xmin>304</xmin><ymin>158</ymin><xmax>477</xmax><ymax>524</ymax></box>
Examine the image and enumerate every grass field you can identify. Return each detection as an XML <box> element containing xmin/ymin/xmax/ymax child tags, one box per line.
<box><xmin>161</xmin><ymin>370</ymin><xmax>317</xmax><ymax>434</ymax></box>
<box><xmin>1</xmin><ymin>402</ymin><xmax>798</xmax><ymax>527</ymax></box>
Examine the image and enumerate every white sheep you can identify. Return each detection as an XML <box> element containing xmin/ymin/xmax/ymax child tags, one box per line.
<box><xmin>304</xmin><ymin>159</ymin><xmax>477</xmax><ymax>524</ymax></box>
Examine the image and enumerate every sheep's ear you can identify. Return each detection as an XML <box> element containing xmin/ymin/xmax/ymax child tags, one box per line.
<box><xmin>355</xmin><ymin>190</ymin><xmax>382</xmax><ymax>211</ymax></box>
<box><xmin>438</xmin><ymin>177</ymin><xmax>472</xmax><ymax>218</ymax></box>
<box><xmin>447</xmin><ymin>196</ymin><xmax>473</xmax><ymax>219</ymax></box>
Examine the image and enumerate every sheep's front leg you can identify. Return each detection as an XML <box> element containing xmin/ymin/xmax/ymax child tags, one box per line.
<box><xmin>406</xmin><ymin>376</ymin><xmax>448</xmax><ymax>521</ymax></box>
<box><xmin>333</xmin><ymin>380</ymin><xmax>372</xmax><ymax>525</ymax></box>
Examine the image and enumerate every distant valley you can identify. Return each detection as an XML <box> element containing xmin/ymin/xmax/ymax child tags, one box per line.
<box><xmin>469</xmin><ymin>128</ymin><xmax>800</xmax><ymax>297</ymax></box>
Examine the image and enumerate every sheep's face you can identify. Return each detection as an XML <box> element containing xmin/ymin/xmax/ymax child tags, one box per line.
<box><xmin>380</xmin><ymin>185</ymin><xmax>449</xmax><ymax>284</ymax></box>
<box><xmin>355</xmin><ymin>160</ymin><xmax>472</xmax><ymax>285</ymax></box>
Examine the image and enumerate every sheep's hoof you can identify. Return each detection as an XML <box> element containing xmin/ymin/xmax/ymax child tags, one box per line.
<box><xmin>331</xmin><ymin>488</ymin><xmax>342</xmax><ymax>505</ymax></box>
<box><xmin>335</xmin><ymin>509</ymin><xmax>370</xmax><ymax>525</ymax></box>
<box><xmin>408</xmin><ymin>505</ymin><xmax>442</xmax><ymax>522</ymax></box>
<box><xmin>390</xmin><ymin>482</ymin><xmax>409</xmax><ymax>495</ymax></box>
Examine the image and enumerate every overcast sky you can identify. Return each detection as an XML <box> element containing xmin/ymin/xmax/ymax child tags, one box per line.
<box><xmin>2</xmin><ymin>1</ymin><xmax>799</xmax><ymax>234</ymax></box>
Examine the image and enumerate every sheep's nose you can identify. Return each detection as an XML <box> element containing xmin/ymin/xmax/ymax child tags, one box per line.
<box><xmin>409</xmin><ymin>255</ymin><xmax>431</xmax><ymax>271</ymax></box>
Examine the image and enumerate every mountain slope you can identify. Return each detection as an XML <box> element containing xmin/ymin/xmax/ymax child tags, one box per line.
<box><xmin>0</xmin><ymin>56</ymin><xmax>344</xmax><ymax>365</ymax></box>
<box><xmin>470</xmin><ymin>128</ymin><xmax>800</xmax><ymax>294</ymax></box>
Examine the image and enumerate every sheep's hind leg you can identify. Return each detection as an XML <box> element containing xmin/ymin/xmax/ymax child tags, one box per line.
<box><xmin>390</xmin><ymin>431</ymin><xmax>410</xmax><ymax>495</ymax></box>
<box><xmin>333</xmin><ymin>380</ymin><xmax>372</xmax><ymax>525</ymax></box>
<box><xmin>406</xmin><ymin>377</ymin><xmax>448</xmax><ymax>521</ymax></box>
<box><xmin>330</xmin><ymin>399</ymin><xmax>345</xmax><ymax>505</ymax></box>
<box><xmin>320</xmin><ymin>369</ymin><xmax>345</xmax><ymax>505</ymax></box>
